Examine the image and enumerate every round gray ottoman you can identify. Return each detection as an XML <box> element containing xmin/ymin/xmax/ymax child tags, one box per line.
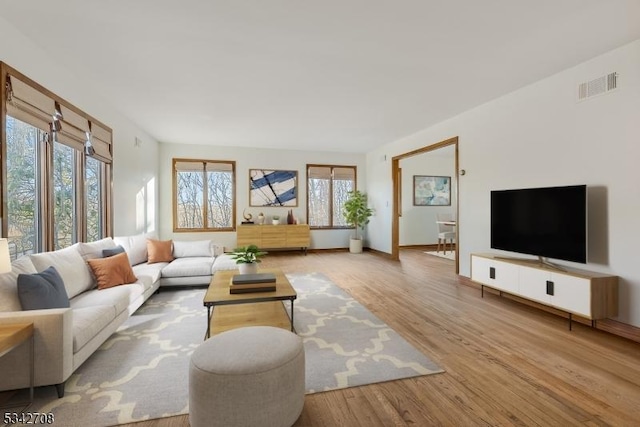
<box><xmin>189</xmin><ymin>326</ymin><xmax>305</xmax><ymax>427</ymax></box>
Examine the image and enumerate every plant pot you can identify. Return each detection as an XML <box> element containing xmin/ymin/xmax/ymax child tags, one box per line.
<box><xmin>238</xmin><ymin>262</ymin><xmax>258</xmax><ymax>274</ymax></box>
<box><xmin>272</xmin><ymin>219</ymin><xmax>280</xmax><ymax>225</ymax></box>
<box><xmin>349</xmin><ymin>238</ymin><xmax>363</xmax><ymax>254</ymax></box>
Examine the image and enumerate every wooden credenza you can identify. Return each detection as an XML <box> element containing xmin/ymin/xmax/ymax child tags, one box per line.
<box><xmin>470</xmin><ymin>253</ymin><xmax>618</xmax><ymax>330</ymax></box>
<box><xmin>236</xmin><ymin>224</ymin><xmax>310</xmax><ymax>254</ymax></box>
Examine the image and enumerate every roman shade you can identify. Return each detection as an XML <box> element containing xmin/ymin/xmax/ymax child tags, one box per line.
<box><xmin>89</xmin><ymin>121</ymin><xmax>113</xmax><ymax>163</ymax></box>
<box><xmin>333</xmin><ymin>167</ymin><xmax>355</xmax><ymax>180</ymax></box>
<box><xmin>308</xmin><ymin>166</ymin><xmax>355</xmax><ymax>181</ymax></box>
<box><xmin>308</xmin><ymin>166</ymin><xmax>331</xmax><ymax>180</ymax></box>
<box><xmin>6</xmin><ymin>73</ymin><xmax>113</xmax><ymax>163</ymax></box>
<box><xmin>175</xmin><ymin>161</ymin><xmax>233</xmax><ymax>173</ymax></box>
<box><xmin>5</xmin><ymin>74</ymin><xmax>55</xmax><ymax>132</ymax></box>
<box><xmin>56</xmin><ymin>104</ymin><xmax>89</xmax><ymax>151</ymax></box>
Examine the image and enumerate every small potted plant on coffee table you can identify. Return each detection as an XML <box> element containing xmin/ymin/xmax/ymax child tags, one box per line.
<box><xmin>230</xmin><ymin>244</ymin><xmax>267</xmax><ymax>274</ymax></box>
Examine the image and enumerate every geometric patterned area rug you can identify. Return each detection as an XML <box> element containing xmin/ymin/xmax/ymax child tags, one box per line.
<box><xmin>12</xmin><ymin>289</ymin><xmax>206</xmax><ymax>427</ymax></box>
<box><xmin>9</xmin><ymin>273</ymin><xmax>443</xmax><ymax>426</ymax></box>
<box><xmin>289</xmin><ymin>272</ymin><xmax>444</xmax><ymax>394</ymax></box>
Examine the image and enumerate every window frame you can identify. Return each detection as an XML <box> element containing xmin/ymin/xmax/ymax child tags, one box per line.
<box><xmin>306</xmin><ymin>164</ymin><xmax>357</xmax><ymax>230</ymax></box>
<box><xmin>1</xmin><ymin>62</ymin><xmax>113</xmax><ymax>255</ymax></box>
<box><xmin>172</xmin><ymin>158</ymin><xmax>237</xmax><ymax>232</ymax></box>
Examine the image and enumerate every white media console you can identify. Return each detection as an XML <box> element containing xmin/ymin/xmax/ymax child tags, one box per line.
<box><xmin>470</xmin><ymin>253</ymin><xmax>618</xmax><ymax>330</ymax></box>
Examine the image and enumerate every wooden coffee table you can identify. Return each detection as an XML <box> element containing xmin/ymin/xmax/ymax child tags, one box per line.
<box><xmin>203</xmin><ymin>268</ymin><xmax>297</xmax><ymax>338</ymax></box>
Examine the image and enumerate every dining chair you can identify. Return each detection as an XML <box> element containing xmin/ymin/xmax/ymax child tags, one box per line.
<box><xmin>436</xmin><ymin>213</ymin><xmax>456</xmax><ymax>254</ymax></box>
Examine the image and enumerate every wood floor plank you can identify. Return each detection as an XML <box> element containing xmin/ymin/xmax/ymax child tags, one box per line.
<box><xmin>114</xmin><ymin>249</ymin><xmax>640</xmax><ymax>427</ymax></box>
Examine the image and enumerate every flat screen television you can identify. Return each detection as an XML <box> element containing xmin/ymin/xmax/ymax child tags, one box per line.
<box><xmin>491</xmin><ymin>185</ymin><xmax>587</xmax><ymax>263</ymax></box>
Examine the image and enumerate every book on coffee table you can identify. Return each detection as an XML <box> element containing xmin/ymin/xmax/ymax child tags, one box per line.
<box><xmin>229</xmin><ymin>274</ymin><xmax>277</xmax><ymax>294</ymax></box>
<box><xmin>232</xmin><ymin>273</ymin><xmax>276</xmax><ymax>285</ymax></box>
<box><xmin>229</xmin><ymin>284</ymin><xmax>276</xmax><ymax>294</ymax></box>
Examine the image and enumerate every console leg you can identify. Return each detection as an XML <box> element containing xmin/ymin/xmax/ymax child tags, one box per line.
<box><xmin>569</xmin><ymin>313</ymin><xmax>573</xmax><ymax>331</ymax></box>
<box><xmin>481</xmin><ymin>285</ymin><xmax>484</xmax><ymax>298</ymax></box>
<box><xmin>55</xmin><ymin>382</ymin><xmax>65</xmax><ymax>398</ymax></box>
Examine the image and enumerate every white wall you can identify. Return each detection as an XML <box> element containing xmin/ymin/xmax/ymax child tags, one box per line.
<box><xmin>158</xmin><ymin>143</ymin><xmax>366</xmax><ymax>251</ymax></box>
<box><xmin>399</xmin><ymin>149</ymin><xmax>456</xmax><ymax>246</ymax></box>
<box><xmin>367</xmin><ymin>39</ymin><xmax>640</xmax><ymax>327</ymax></box>
<box><xmin>0</xmin><ymin>16</ymin><xmax>160</xmax><ymax>236</ymax></box>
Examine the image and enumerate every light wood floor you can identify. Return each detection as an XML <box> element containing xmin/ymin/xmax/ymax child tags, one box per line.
<box><xmin>121</xmin><ymin>249</ymin><xmax>640</xmax><ymax>427</ymax></box>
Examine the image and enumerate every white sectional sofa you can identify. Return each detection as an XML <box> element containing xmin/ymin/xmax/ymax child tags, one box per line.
<box><xmin>0</xmin><ymin>234</ymin><xmax>236</xmax><ymax>397</ymax></box>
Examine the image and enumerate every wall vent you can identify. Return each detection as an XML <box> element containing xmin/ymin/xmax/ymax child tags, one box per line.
<box><xmin>578</xmin><ymin>72</ymin><xmax>618</xmax><ymax>101</ymax></box>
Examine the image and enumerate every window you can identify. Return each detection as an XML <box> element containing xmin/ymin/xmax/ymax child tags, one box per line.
<box><xmin>53</xmin><ymin>140</ymin><xmax>77</xmax><ymax>249</ymax></box>
<box><xmin>173</xmin><ymin>159</ymin><xmax>236</xmax><ymax>231</ymax></box>
<box><xmin>5</xmin><ymin>116</ymin><xmax>43</xmax><ymax>257</ymax></box>
<box><xmin>307</xmin><ymin>165</ymin><xmax>356</xmax><ymax>228</ymax></box>
<box><xmin>2</xmin><ymin>63</ymin><xmax>113</xmax><ymax>258</ymax></box>
<box><xmin>85</xmin><ymin>156</ymin><xmax>104</xmax><ymax>242</ymax></box>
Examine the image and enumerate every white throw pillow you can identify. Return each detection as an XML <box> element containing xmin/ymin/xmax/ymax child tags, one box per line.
<box><xmin>173</xmin><ymin>240</ymin><xmax>213</xmax><ymax>258</ymax></box>
<box><xmin>0</xmin><ymin>256</ymin><xmax>38</xmax><ymax>312</ymax></box>
<box><xmin>29</xmin><ymin>244</ymin><xmax>93</xmax><ymax>299</ymax></box>
<box><xmin>114</xmin><ymin>232</ymin><xmax>157</xmax><ymax>266</ymax></box>
<box><xmin>76</xmin><ymin>237</ymin><xmax>117</xmax><ymax>261</ymax></box>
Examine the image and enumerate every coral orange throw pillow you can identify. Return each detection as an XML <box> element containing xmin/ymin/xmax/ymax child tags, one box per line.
<box><xmin>87</xmin><ymin>252</ymin><xmax>138</xmax><ymax>290</ymax></box>
<box><xmin>147</xmin><ymin>239</ymin><xmax>174</xmax><ymax>264</ymax></box>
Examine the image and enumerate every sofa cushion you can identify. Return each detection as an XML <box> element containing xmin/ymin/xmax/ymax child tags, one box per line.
<box><xmin>102</xmin><ymin>245</ymin><xmax>125</xmax><ymax>258</ymax></box>
<box><xmin>70</xmin><ymin>284</ymin><xmax>143</xmax><ymax>315</ymax></box>
<box><xmin>72</xmin><ymin>305</ymin><xmax>116</xmax><ymax>353</ymax></box>
<box><xmin>17</xmin><ymin>266</ymin><xmax>70</xmax><ymax>311</ymax></box>
<box><xmin>147</xmin><ymin>239</ymin><xmax>174</xmax><ymax>264</ymax></box>
<box><xmin>87</xmin><ymin>252</ymin><xmax>138</xmax><ymax>290</ymax></box>
<box><xmin>132</xmin><ymin>262</ymin><xmax>166</xmax><ymax>290</ymax></box>
<box><xmin>161</xmin><ymin>257</ymin><xmax>214</xmax><ymax>278</ymax></box>
<box><xmin>114</xmin><ymin>233</ymin><xmax>154</xmax><ymax>266</ymax></box>
<box><xmin>76</xmin><ymin>237</ymin><xmax>117</xmax><ymax>261</ymax></box>
<box><xmin>0</xmin><ymin>256</ymin><xmax>38</xmax><ymax>312</ymax></box>
<box><xmin>29</xmin><ymin>244</ymin><xmax>93</xmax><ymax>299</ymax></box>
<box><xmin>212</xmin><ymin>253</ymin><xmax>239</xmax><ymax>272</ymax></box>
<box><xmin>173</xmin><ymin>240</ymin><xmax>213</xmax><ymax>258</ymax></box>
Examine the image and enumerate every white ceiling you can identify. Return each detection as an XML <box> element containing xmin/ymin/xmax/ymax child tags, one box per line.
<box><xmin>3</xmin><ymin>0</ymin><xmax>640</xmax><ymax>153</ymax></box>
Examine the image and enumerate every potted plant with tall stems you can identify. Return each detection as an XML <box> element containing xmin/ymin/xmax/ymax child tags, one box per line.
<box><xmin>229</xmin><ymin>244</ymin><xmax>267</xmax><ymax>274</ymax></box>
<box><xmin>342</xmin><ymin>190</ymin><xmax>373</xmax><ymax>253</ymax></box>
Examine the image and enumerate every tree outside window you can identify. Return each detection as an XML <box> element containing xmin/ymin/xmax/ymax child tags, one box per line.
<box><xmin>5</xmin><ymin>116</ymin><xmax>41</xmax><ymax>259</ymax></box>
<box><xmin>173</xmin><ymin>159</ymin><xmax>235</xmax><ymax>231</ymax></box>
<box><xmin>307</xmin><ymin>165</ymin><xmax>356</xmax><ymax>228</ymax></box>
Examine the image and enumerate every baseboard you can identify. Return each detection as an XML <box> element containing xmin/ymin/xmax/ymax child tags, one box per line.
<box><xmin>364</xmin><ymin>247</ymin><xmax>393</xmax><ymax>258</ymax></box>
<box><xmin>399</xmin><ymin>244</ymin><xmax>457</xmax><ymax>251</ymax></box>
<box><xmin>594</xmin><ymin>319</ymin><xmax>640</xmax><ymax>343</ymax></box>
<box><xmin>458</xmin><ymin>276</ymin><xmax>640</xmax><ymax>344</ymax></box>
<box><xmin>305</xmin><ymin>248</ymin><xmax>349</xmax><ymax>253</ymax></box>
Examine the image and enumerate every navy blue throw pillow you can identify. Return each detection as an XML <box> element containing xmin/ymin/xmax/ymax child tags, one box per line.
<box><xmin>102</xmin><ymin>245</ymin><xmax>125</xmax><ymax>258</ymax></box>
<box><xmin>17</xmin><ymin>266</ymin><xmax>70</xmax><ymax>311</ymax></box>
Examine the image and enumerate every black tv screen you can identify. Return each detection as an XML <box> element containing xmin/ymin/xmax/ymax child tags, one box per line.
<box><xmin>491</xmin><ymin>185</ymin><xmax>587</xmax><ymax>263</ymax></box>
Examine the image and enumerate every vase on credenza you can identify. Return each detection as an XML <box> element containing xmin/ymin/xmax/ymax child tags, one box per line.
<box><xmin>287</xmin><ymin>209</ymin><xmax>294</xmax><ymax>224</ymax></box>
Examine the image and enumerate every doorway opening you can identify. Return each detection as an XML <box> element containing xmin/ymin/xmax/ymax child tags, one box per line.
<box><xmin>391</xmin><ymin>136</ymin><xmax>459</xmax><ymax>274</ymax></box>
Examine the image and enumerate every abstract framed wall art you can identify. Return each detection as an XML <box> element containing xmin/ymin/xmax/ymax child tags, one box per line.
<box><xmin>249</xmin><ymin>169</ymin><xmax>298</xmax><ymax>206</ymax></box>
<box><xmin>413</xmin><ymin>175</ymin><xmax>451</xmax><ymax>206</ymax></box>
